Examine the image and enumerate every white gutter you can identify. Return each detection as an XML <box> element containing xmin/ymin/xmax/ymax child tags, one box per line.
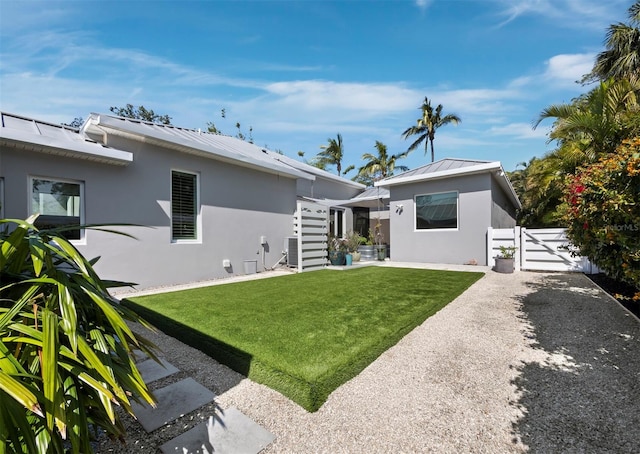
<box><xmin>0</xmin><ymin>124</ymin><xmax>133</xmax><ymax>165</ymax></box>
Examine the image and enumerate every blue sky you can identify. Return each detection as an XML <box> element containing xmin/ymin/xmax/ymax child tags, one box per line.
<box><xmin>0</xmin><ymin>0</ymin><xmax>631</xmax><ymax>173</ymax></box>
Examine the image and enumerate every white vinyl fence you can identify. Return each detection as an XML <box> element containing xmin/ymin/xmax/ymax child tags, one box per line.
<box><xmin>292</xmin><ymin>200</ymin><xmax>329</xmax><ymax>272</ymax></box>
<box><xmin>487</xmin><ymin>227</ymin><xmax>599</xmax><ymax>273</ymax></box>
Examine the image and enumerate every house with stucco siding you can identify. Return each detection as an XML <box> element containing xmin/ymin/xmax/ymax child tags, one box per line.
<box><xmin>0</xmin><ymin>111</ymin><xmax>363</xmax><ymax>290</ymax></box>
<box><xmin>374</xmin><ymin>158</ymin><xmax>521</xmax><ymax>266</ymax></box>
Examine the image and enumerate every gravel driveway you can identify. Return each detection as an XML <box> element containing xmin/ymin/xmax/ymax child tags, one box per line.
<box><xmin>99</xmin><ymin>268</ymin><xmax>640</xmax><ymax>453</ymax></box>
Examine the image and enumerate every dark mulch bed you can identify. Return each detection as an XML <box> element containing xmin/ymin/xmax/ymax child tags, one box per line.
<box><xmin>586</xmin><ymin>273</ymin><xmax>640</xmax><ymax>319</ymax></box>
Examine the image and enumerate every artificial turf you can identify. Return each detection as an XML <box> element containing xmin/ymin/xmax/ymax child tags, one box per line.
<box><xmin>123</xmin><ymin>267</ymin><xmax>483</xmax><ymax>411</ymax></box>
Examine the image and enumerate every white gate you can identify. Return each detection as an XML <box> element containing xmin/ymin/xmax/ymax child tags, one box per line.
<box><xmin>292</xmin><ymin>200</ymin><xmax>329</xmax><ymax>272</ymax></box>
<box><xmin>488</xmin><ymin>227</ymin><xmax>599</xmax><ymax>273</ymax></box>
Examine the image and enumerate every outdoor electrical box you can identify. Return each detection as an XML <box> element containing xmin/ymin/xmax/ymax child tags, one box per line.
<box><xmin>260</xmin><ymin>235</ymin><xmax>267</xmax><ymax>245</ymax></box>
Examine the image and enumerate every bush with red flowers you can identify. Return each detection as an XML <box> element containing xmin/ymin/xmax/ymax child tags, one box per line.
<box><xmin>564</xmin><ymin>138</ymin><xmax>640</xmax><ymax>300</ymax></box>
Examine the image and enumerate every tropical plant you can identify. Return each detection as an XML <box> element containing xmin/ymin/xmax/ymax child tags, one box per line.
<box><xmin>533</xmin><ymin>78</ymin><xmax>640</xmax><ymax>159</ymax></box>
<box><xmin>517</xmin><ymin>76</ymin><xmax>640</xmax><ymax>227</ymax></box>
<box><xmin>316</xmin><ymin>133</ymin><xmax>345</xmax><ymax>175</ymax></box>
<box><xmin>563</xmin><ymin>138</ymin><xmax>640</xmax><ymax>300</ymax></box>
<box><xmin>497</xmin><ymin>245</ymin><xmax>518</xmax><ymax>259</ymax></box>
<box><xmin>402</xmin><ymin>97</ymin><xmax>461</xmax><ymax>163</ymax></box>
<box><xmin>585</xmin><ymin>1</ymin><xmax>640</xmax><ymax>83</ymax></box>
<box><xmin>0</xmin><ymin>216</ymin><xmax>158</xmax><ymax>453</ymax></box>
<box><xmin>343</xmin><ymin>231</ymin><xmax>362</xmax><ymax>253</ymax></box>
<box><xmin>357</xmin><ymin>141</ymin><xmax>409</xmax><ymax>183</ymax></box>
<box><xmin>327</xmin><ymin>233</ymin><xmax>346</xmax><ymax>253</ymax></box>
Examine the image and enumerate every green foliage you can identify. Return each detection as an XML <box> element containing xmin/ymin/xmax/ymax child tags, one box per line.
<box><xmin>585</xmin><ymin>1</ymin><xmax>640</xmax><ymax>83</ymax></box>
<box><xmin>563</xmin><ymin>139</ymin><xmax>640</xmax><ymax>299</ymax></box>
<box><xmin>109</xmin><ymin>104</ymin><xmax>172</xmax><ymax>125</ymax></box>
<box><xmin>124</xmin><ymin>268</ymin><xmax>483</xmax><ymax>412</ymax></box>
<box><xmin>402</xmin><ymin>97</ymin><xmax>461</xmax><ymax>163</ymax></box>
<box><xmin>343</xmin><ymin>231</ymin><xmax>362</xmax><ymax>253</ymax></box>
<box><xmin>316</xmin><ymin>133</ymin><xmax>345</xmax><ymax>175</ymax></box>
<box><xmin>498</xmin><ymin>245</ymin><xmax>517</xmax><ymax>259</ymax></box>
<box><xmin>0</xmin><ymin>216</ymin><xmax>158</xmax><ymax>453</ymax></box>
<box><xmin>357</xmin><ymin>141</ymin><xmax>409</xmax><ymax>184</ymax></box>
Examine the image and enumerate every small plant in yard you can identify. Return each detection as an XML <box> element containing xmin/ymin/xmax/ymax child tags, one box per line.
<box><xmin>327</xmin><ymin>234</ymin><xmax>347</xmax><ymax>253</ymax></box>
<box><xmin>0</xmin><ymin>216</ymin><xmax>158</xmax><ymax>453</ymax></box>
<box><xmin>498</xmin><ymin>245</ymin><xmax>518</xmax><ymax>259</ymax></box>
<box><xmin>344</xmin><ymin>231</ymin><xmax>361</xmax><ymax>253</ymax></box>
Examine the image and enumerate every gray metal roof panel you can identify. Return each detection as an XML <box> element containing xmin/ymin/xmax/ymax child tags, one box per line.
<box><xmin>0</xmin><ymin>112</ymin><xmax>133</xmax><ymax>165</ymax></box>
<box><xmin>392</xmin><ymin>158</ymin><xmax>492</xmax><ymax>179</ymax></box>
<box><xmin>88</xmin><ymin>114</ymin><xmax>314</xmax><ymax>180</ymax></box>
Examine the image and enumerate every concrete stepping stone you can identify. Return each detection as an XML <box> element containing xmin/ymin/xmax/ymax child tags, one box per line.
<box><xmin>159</xmin><ymin>407</ymin><xmax>275</xmax><ymax>454</ymax></box>
<box><xmin>137</xmin><ymin>358</ymin><xmax>179</xmax><ymax>384</ymax></box>
<box><xmin>132</xmin><ymin>378</ymin><xmax>216</xmax><ymax>432</ymax></box>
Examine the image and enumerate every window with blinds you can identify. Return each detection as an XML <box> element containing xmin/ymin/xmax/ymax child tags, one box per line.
<box><xmin>171</xmin><ymin>170</ymin><xmax>198</xmax><ymax>241</ymax></box>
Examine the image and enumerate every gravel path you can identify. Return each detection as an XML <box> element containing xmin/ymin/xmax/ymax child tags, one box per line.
<box><xmin>98</xmin><ymin>268</ymin><xmax>640</xmax><ymax>453</ymax></box>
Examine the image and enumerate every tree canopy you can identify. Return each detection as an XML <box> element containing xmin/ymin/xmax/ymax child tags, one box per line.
<box><xmin>357</xmin><ymin>141</ymin><xmax>409</xmax><ymax>183</ymax></box>
<box><xmin>402</xmin><ymin>97</ymin><xmax>461</xmax><ymax>163</ymax></box>
<box><xmin>315</xmin><ymin>133</ymin><xmax>345</xmax><ymax>175</ymax></box>
<box><xmin>109</xmin><ymin>104</ymin><xmax>172</xmax><ymax>124</ymax></box>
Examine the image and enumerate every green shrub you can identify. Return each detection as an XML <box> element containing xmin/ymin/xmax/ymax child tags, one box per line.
<box><xmin>564</xmin><ymin>138</ymin><xmax>640</xmax><ymax>299</ymax></box>
<box><xmin>0</xmin><ymin>216</ymin><xmax>158</xmax><ymax>453</ymax></box>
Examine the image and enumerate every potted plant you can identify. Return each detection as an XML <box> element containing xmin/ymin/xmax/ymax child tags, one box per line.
<box><xmin>328</xmin><ymin>234</ymin><xmax>347</xmax><ymax>266</ymax></box>
<box><xmin>372</xmin><ymin>220</ymin><xmax>386</xmax><ymax>261</ymax></box>
<box><xmin>495</xmin><ymin>245</ymin><xmax>517</xmax><ymax>273</ymax></box>
<box><xmin>358</xmin><ymin>231</ymin><xmax>375</xmax><ymax>261</ymax></box>
<box><xmin>345</xmin><ymin>231</ymin><xmax>362</xmax><ymax>262</ymax></box>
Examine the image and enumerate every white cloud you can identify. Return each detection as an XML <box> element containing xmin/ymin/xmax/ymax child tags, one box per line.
<box><xmin>263</xmin><ymin>80</ymin><xmax>419</xmax><ymax>117</ymax></box>
<box><xmin>543</xmin><ymin>53</ymin><xmax>595</xmax><ymax>85</ymax></box>
<box><xmin>494</xmin><ymin>0</ymin><xmax>629</xmax><ymax>29</ymax></box>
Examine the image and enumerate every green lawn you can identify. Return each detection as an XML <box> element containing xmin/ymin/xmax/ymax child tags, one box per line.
<box><xmin>123</xmin><ymin>267</ymin><xmax>483</xmax><ymax>411</ymax></box>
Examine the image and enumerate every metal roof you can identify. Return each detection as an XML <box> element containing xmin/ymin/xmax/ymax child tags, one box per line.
<box><xmin>381</xmin><ymin>158</ymin><xmax>493</xmax><ymax>181</ymax></box>
<box><xmin>0</xmin><ymin>112</ymin><xmax>133</xmax><ymax>165</ymax></box>
<box><xmin>84</xmin><ymin>113</ymin><xmax>315</xmax><ymax>181</ymax></box>
<box><xmin>376</xmin><ymin>158</ymin><xmax>521</xmax><ymax>209</ymax></box>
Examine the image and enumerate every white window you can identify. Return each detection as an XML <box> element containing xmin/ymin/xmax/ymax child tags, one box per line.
<box><xmin>30</xmin><ymin>177</ymin><xmax>84</xmax><ymax>240</ymax></box>
<box><xmin>330</xmin><ymin>208</ymin><xmax>345</xmax><ymax>237</ymax></box>
<box><xmin>171</xmin><ymin>170</ymin><xmax>199</xmax><ymax>241</ymax></box>
<box><xmin>415</xmin><ymin>191</ymin><xmax>458</xmax><ymax>230</ymax></box>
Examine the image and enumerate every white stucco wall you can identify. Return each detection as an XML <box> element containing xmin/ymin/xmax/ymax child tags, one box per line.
<box><xmin>388</xmin><ymin>173</ymin><xmax>492</xmax><ymax>266</ymax></box>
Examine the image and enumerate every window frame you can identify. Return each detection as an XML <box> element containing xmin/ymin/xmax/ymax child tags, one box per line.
<box><xmin>329</xmin><ymin>208</ymin><xmax>345</xmax><ymax>238</ymax></box>
<box><xmin>414</xmin><ymin>190</ymin><xmax>459</xmax><ymax>232</ymax></box>
<box><xmin>29</xmin><ymin>176</ymin><xmax>85</xmax><ymax>242</ymax></box>
<box><xmin>170</xmin><ymin>169</ymin><xmax>201</xmax><ymax>243</ymax></box>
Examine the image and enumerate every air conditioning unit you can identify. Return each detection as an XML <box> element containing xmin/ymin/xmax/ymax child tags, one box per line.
<box><xmin>285</xmin><ymin>236</ymin><xmax>299</xmax><ymax>267</ymax></box>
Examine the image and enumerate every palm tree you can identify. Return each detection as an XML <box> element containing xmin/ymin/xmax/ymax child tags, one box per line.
<box><xmin>586</xmin><ymin>1</ymin><xmax>640</xmax><ymax>83</ymax></box>
<box><xmin>316</xmin><ymin>133</ymin><xmax>345</xmax><ymax>175</ymax></box>
<box><xmin>358</xmin><ymin>141</ymin><xmax>409</xmax><ymax>183</ymax></box>
<box><xmin>402</xmin><ymin>97</ymin><xmax>461</xmax><ymax>163</ymax></box>
<box><xmin>533</xmin><ymin>78</ymin><xmax>640</xmax><ymax>159</ymax></box>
